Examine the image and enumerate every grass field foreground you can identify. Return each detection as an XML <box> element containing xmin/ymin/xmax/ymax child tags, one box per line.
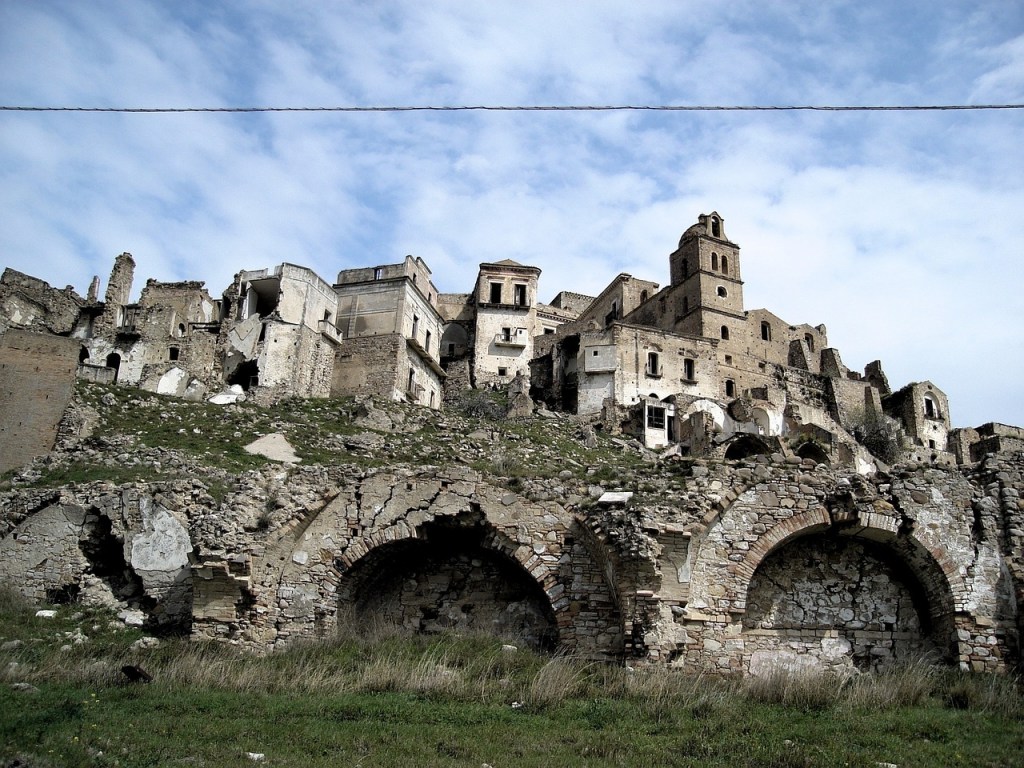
<box><xmin>1</xmin><ymin>590</ymin><xmax>1022</xmax><ymax>767</ymax></box>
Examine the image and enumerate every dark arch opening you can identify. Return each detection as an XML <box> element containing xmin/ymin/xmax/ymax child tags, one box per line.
<box><xmin>337</xmin><ymin>522</ymin><xmax>558</xmax><ymax>651</ymax></box>
<box><xmin>724</xmin><ymin>433</ymin><xmax>771</xmax><ymax>460</ymax></box>
<box><xmin>79</xmin><ymin>346</ymin><xmax>90</xmax><ymax>364</ymax></box>
<box><xmin>796</xmin><ymin>441</ymin><xmax>830</xmax><ymax>466</ymax></box>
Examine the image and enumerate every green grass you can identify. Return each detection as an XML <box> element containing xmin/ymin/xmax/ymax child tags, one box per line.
<box><xmin>2</xmin><ymin>589</ymin><xmax>1022</xmax><ymax>767</ymax></box>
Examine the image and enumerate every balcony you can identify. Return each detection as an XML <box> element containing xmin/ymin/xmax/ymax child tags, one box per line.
<box><xmin>318</xmin><ymin>319</ymin><xmax>342</xmax><ymax>343</ymax></box>
<box><xmin>494</xmin><ymin>331</ymin><xmax>527</xmax><ymax>348</ymax></box>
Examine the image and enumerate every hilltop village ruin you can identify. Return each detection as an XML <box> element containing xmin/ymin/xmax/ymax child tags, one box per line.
<box><xmin>1</xmin><ymin>212</ymin><xmax>1022</xmax><ymax>675</ymax></box>
<box><xmin>3</xmin><ymin>211</ymin><xmax>1017</xmax><ymax>474</ymax></box>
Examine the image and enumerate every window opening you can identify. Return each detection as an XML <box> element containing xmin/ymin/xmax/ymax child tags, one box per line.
<box><xmin>711</xmin><ymin>217</ymin><xmax>721</xmax><ymax>237</ymax></box>
<box><xmin>407</xmin><ymin>369</ymin><xmax>415</xmax><ymax>393</ymax></box>
<box><xmin>924</xmin><ymin>396</ymin><xmax>937</xmax><ymax>418</ymax></box>
<box><xmin>373</xmin><ymin>267</ymin><xmax>383</xmax><ymax>280</ymax></box>
<box><xmin>717</xmin><ymin>286</ymin><xmax>727</xmax><ymax>298</ymax></box>
<box><xmin>168</xmin><ymin>346</ymin><xmax>180</xmax><ymax>361</ymax></box>
<box><xmin>761</xmin><ymin>321</ymin><xmax>771</xmax><ymax>341</ymax></box>
<box><xmin>721</xmin><ymin>326</ymin><xmax>730</xmax><ymax>340</ymax></box>
<box><xmin>646</xmin><ymin>352</ymin><xmax>660</xmax><ymax>376</ymax></box>
<box><xmin>501</xmin><ymin>326</ymin><xmax>512</xmax><ymax>342</ymax></box>
<box><xmin>640</xmin><ymin>290</ymin><xmax>649</xmax><ymax>303</ymax></box>
<box><xmin>489</xmin><ymin>282</ymin><xmax>503</xmax><ymax>303</ymax></box>
<box><xmin>412</xmin><ymin>315</ymin><xmax>419</xmax><ymax>340</ymax></box>
<box><xmin>725</xmin><ymin>379</ymin><xmax>736</xmax><ymax>397</ymax></box>
<box><xmin>804</xmin><ymin>333</ymin><xmax>815</xmax><ymax>352</ymax></box>
<box><xmin>724</xmin><ymin>354</ymin><xmax>732</xmax><ymax>364</ymax></box>
<box><xmin>684</xmin><ymin>358</ymin><xmax>695</xmax><ymax>380</ymax></box>
<box><xmin>514</xmin><ymin>284</ymin><xmax>527</xmax><ymax>307</ymax></box>
<box><xmin>711</xmin><ymin>252</ymin><xmax>719</xmax><ymax>271</ymax></box>
<box><xmin>647</xmin><ymin>405</ymin><xmax>666</xmax><ymax>430</ymax></box>
<box><xmin>497</xmin><ymin>366</ymin><xmax>508</xmax><ymax>377</ymax></box>
<box><xmin>721</xmin><ymin>254</ymin><xmax>729</xmax><ymax>274</ymax></box>
<box><xmin>424</xmin><ymin>330</ymin><xmax>432</xmax><ymax>352</ymax></box>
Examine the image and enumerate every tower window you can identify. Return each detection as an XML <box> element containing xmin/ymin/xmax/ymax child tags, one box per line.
<box><xmin>725</xmin><ymin>379</ymin><xmax>736</xmax><ymax>397</ymax></box>
<box><xmin>514</xmin><ymin>284</ymin><xmax>527</xmax><ymax>306</ymax></box>
<box><xmin>168</xmin><ymin>346</ymin><xmax>179</xmax><ymax>361</ymax></box>
<box><xmin>711</xmin><ymin>252</ymin><xmax>719</xmax><ymax>271</ymax></box>
<box><xmin>804</xmin><ymin>333</ymin><xmax>815</xmax><ymax>352</ymax></box>
<box><xmin>924</xmin><ymin>395</ymin><xmax>938</xmax><ymax>418</ymax></box>
<box><xmin>721</xmin><ymin>254</ymin><xmax>729</xmax><ymax>274</ymax></box>
<box><xmin>711</xmin><ymin>217</ymin><xmax>721</xmax><ymax>237</ymax></box>
<box><xmin>717</xmin><ymin>286</ymin><xmax>728</xmax><ymax>298</ymax></box>
<box><xmin>424</xmin><ymin>330</ymin><xmax>432</xmax><ymax>353</ymax></box>
<box><xmin>721</xmin><ymin>326</ymin><xmax>730</xmax><ymax>340</ymax></box>
<box><xmin>640</xmin><ymin>290</ymin><xmax>649</xmax><ymax>303</ymax></box>
<box><xmin>411</xmin><ymin>315</ymin><xmax>419</xmax><ymax>340</ymax></box>
<box><xmin>684</xmin><ymin>358</ymin><xmax>695</xmax><ymax>381</ymax></box>
<box><xmin>373</xmin><ymin>267</ymin><xmax>383</xmax><ymax>280</ymax></box>
<box><xmin>761</xmin><ymin>321</ymin><xmax>771</xmax><ymax>341</ymax></box>
<box><xmin>489</xmin><ymin>282</ymin><xmax>502</xmax><ymax>303</ymax></box>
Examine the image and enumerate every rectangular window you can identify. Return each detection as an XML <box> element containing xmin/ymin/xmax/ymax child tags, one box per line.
<box><xmin>647</xmin><ymin>405</ymin><xmax>666</xmax><ymax>430</ymax></box>
<box><xmin>646</xmin><ymin>352</ymin><xmax>660</xmax><ymax>376</ymax></box>
<box><xmin>514</xmin><ymin>284</ymin><xmax>527</xmax><ymax>306</ymax></box>
<box><xmin>411</xmin><ymin>315</ymin><xmax>419</xmax><ymax>340</ymax></box>
<box><xmin>373</xmin><ymin>267</ymin><xmax>382</xmax><ymax>280</ymax></box>
<box><xmin>497</xmin><ymin>367</ymin><xmax>508</xmax><ymax>377</ymax></box>
<box><xmin>424</xmin><ymin>330</ymin><xmax>432</xmax><ymax>352</ymax></box>
<box><xmin>684</xmin><ymin>358</ymin><xmax>695</xmax><ymax>381</ymax></box>
<box><xmin>501</xmin><ymin>326</ymin><xmax>512</xmax><ymax>342</ymax></box>
<box><xmin>489</xmin><ymin>282</ymin><xmax>503</xmax><ymax>303</ymax></box>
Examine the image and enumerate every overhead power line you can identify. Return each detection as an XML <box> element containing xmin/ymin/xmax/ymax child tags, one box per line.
<box><xmin>1</xmin><ymin>103</ymin><xmax>1022</xmax><ymax>114</ymax></box>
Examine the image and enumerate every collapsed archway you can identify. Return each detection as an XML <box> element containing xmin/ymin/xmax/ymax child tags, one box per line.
<box><xmin>336</xmin><ymin>518</ymin><xmax>559</xmax><ymax>651</ymax></box>
<box><xmin>743</xmin><ymin>532</ymin><xmax>953</xmax><ymax>672</ymax></box>
<box><xmin>795</xmin><ymin>441</ymin><xmax>830</xmax><ymax>466</ymax></box>
<box><xmin>724</xmin><ymin>433</ymin><xmax>772</xmax><ymax>460</ymax></box>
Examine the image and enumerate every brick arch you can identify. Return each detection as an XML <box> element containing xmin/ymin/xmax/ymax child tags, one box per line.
<box><xmin>328</xmin><ymin>516</ymin><xmax>574</xmax><ymax>649</ymax></box>
<box><xmin>731</xmin><ymin>509</ymin><xmax>965</xmax><ymax>633</ymax></box>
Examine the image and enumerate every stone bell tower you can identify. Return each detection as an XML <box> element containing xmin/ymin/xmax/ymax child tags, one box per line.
<box><xmin>668</xmin><ymin>212</ymin><xmax>744</xmax><ymax>340</ymax></box>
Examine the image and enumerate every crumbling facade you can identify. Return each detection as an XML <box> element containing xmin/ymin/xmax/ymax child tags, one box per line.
<box><xmin>1</xmin><ymin>210</ymin><xmax>1023</xmax><ymax>676</ymax></box>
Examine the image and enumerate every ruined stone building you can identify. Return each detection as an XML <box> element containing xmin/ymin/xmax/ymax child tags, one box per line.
<box><xmin>0</xmin><ymin>211</ymin><xmax>1015</xmax><ymax>478</ymax></box>
<box><xmin>2</xmin><ymin>210</ymin><xmax>1024</xmax><ymax>676</ymax></box>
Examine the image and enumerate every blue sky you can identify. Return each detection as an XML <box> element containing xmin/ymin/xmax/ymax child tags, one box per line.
<box><xmin>1</xmin><ymin>1</ymin><xmax>1022</xmax><ymax>428</ymax></box>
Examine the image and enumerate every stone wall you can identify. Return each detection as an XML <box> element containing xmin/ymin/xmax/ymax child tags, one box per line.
<box><xmin>0</xmin><ymin>330</ymin><xmax>81</xmax><ymax>475</ymax></box>
<box><xmin>2</xmin><ymin>439</ymin><xmax>1021</xmax><ymax>674</ymax></box>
